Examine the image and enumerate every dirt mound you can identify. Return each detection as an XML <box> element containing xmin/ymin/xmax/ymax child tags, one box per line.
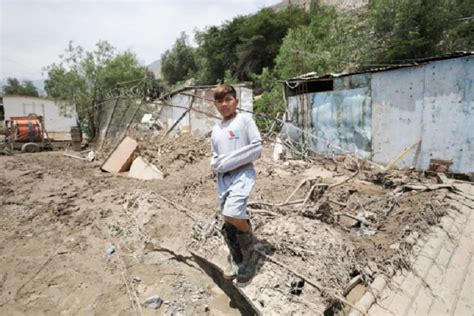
<box><xmin>1</xmin><ymin>133</ymin><xmax>470</xmax><ymax>315</ymax></box>
<box><xmin>137</xmin><ymin>132</ymin><xmax>211</xmax><ymax>175</ymax></box>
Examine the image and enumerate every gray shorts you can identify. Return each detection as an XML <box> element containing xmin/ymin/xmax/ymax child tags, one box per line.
<box><xmin>217</xmin><ymin>167</ymin><xmax>256</xmax><ymax>220</ymax></box>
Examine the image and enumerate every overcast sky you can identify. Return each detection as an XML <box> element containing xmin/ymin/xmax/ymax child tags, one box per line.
<box><xmin>0</xmin><ymin>0</ymin><xmax>279</xmax><ymax>80</ymax></box>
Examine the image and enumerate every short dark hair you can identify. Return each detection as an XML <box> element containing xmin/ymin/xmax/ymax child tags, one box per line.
<box><xmin>213</xmin><ymin>84</ymin><xmax>237</xmax><ymax>100</ymax></box>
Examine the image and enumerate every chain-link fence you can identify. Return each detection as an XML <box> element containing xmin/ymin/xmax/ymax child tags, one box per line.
<box><xmin>94</xmin><ymin>84</ymin><xmax>154</xmax><ymax>156</ymax></box>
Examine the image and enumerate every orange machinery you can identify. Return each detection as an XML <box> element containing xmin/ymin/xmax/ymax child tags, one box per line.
<box><xmin>7</xmin><ymin>115</ymin><xmax>45</xmax><ymax>142</ymax></box>
<box><xmin>2</xmin><ymin>115</ymin><xmax>51</xmax><ymax>152</ymax></box>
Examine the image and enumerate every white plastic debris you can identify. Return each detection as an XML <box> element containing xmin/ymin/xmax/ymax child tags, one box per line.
<box><xmin>87</xmin><ymin>151</ymin><xmax>97</xmax><ymax>162</ymax></box>
<box><xmin>273</xmin><ymin>136</ymin><xmax>284</xmax><ymax>161</ymax></box>
<box><xmin>141</xmin><ymin>113</ymin><xmax>153</xmax><ymax>124</ymax></box>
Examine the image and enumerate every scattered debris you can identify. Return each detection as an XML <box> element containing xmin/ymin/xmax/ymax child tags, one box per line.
<box><xmin>429</xmin><ymin>158</ymin><xmax>453</xmax><ymax>173</ymax></box>
<box><xmin>87</xmin><ymin>151</ymin><xmax>97</xmax><ymax>162</ymax></box>
<box><xmin>63</xmin><ymin>150</ymin><xmax>97</xmax><ymax>162</ymax></box>
<box><xmin>63</xmin><ymin>152</ymin><xmax>88</xmax><ymax>161</ymax></box>
<box><xmin>272</xmin><ymin>136</ymin><xmax>284</xmax><ymax>161</ymax></box>
<box><xmin>1</xmin><ymin>131</ymin><xmax>472</xmax><ymax>315</ymax></box>
<box><xmin>356</xmin><ymin>226</ymin><xmax>377</xmax><ymax>237</ymax></box>
<box><xmin>385</xmin><ymin>140</ymin><xmax>421</xmax><ymax>169</ymax></box>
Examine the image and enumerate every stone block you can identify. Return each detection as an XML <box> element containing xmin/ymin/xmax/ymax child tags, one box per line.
<box><xmin>128</xmin><ymin>156</ymin><xmax>164</xmax><ymax>180</ymax></box>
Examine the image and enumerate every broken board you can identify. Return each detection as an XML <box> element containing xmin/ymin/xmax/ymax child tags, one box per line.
<box><xmin>101</xmin><ymin>136</ymin><xmax>139</xmax><ymax>173</ymax></box>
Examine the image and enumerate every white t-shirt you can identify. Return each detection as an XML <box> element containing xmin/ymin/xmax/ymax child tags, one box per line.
<box><xmin>211</xmin><ymin>113</ymin><xmax>262</xmax><ymax>173</ymax></box>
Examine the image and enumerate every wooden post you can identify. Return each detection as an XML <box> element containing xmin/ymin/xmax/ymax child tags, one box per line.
<box><xmin>98</xmin><ymin>96</ymin><xmax>120</xmax><ymax>151</ymax></box>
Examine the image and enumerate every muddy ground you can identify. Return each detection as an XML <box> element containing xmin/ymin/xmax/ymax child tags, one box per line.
<box><xmin>0</xmin><ymin>132</ymin><xmax>465</xmax><ymax>315</ymax></box>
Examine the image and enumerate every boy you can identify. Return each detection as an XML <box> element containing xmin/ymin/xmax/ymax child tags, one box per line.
<box><xmin>211</xmin><ymin>84</ymin><xmax>262</xmax><ymax>282</ymax></box>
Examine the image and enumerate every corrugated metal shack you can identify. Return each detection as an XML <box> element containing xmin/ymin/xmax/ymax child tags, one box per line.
<box><xmin>159</xmin><ymin>83</ymin><xmax>253</xmax><ymax>137</ymax></box>
<box><xmin>284</xmin><ymin>52</ymin><xmax>473</xmax><ymax>174</ymax></box>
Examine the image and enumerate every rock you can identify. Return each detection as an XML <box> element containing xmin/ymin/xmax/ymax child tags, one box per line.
<box><xmin>364</xmin><ymin>211</ymin><xmax>377</xmax><ymax>221</ymax></box>
<box><xmin>132</xmin><ymin>276</ymin><xmax>141</xmax><ymax>284</ymax></box>
<box><xmin>356</xmin><ymin>226</ymin><xmax>377</xmax><ymax>236</ymax></box>
<box><xmin>105</xmin><ymin>243</ymin><xmax>116</xmax><ymax>255</ymax></box>
<box><xmin>368</xmin><ymin>261</ymin><xmax>378</xmax><ymax>272</ymax></box>
<box><xmin>389</xmin><ymin>242</ymin><xmax>400</xmax><ymax>250</ymax></box>
<box><xmin>290</xmin><ymin>278</ymin><xmax>305</xmax><ymax>295</ymax></box>
<box><xmin>144</xmin><ymin>295</ymin><xmax>162</xmax><ymax>309</ymax></box>
<box><xmin>405</xmin><ymin>231</ymin><xmax>419</xmax><ymax>245</ymax></box>
<box><xmin>357</xmin><ymin>211</ymin><xmax>377</xmax><ymax>222</ymax></box>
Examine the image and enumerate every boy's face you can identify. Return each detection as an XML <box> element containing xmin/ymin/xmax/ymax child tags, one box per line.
<box><xmin>215</xmin><ymin>93</ymin><xmax>238</xmax><ymax>120</ymax></box>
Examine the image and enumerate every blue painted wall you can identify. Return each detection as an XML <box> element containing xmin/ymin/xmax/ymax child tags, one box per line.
<box><xmin>287</xmin><ymin>55</ymin><xmax>473</xmax><ymax>173</ymax></box>
<box><xmin>310</xmin><ymin>87</ymin><xmax>372</xmax><ymax>159</ymax></box>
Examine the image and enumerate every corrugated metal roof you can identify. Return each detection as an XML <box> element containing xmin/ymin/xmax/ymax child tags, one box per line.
<box><xmin>285</xmin><ymin>51</ymin><xmax>474</xmax><ymax>83</ymax></box>
<box><xmin>164</xmin><ymin>82</ymin><xmax>253</xmax><ymax>99</ymax></box>
<box><xmin>2</xmin><ymin>95</ymin><xmax>64</xmax><ymax>102</ymax></box>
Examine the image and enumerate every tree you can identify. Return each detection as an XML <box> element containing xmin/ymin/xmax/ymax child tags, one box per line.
<box><xmin>193</xmin><ymin>6</ymin><xmax>311</xmax><ymax>84</ymax></box>
<box><xmin>235</xmin><ymin>7</ymin><xmax>311</xmax><ymax>80</ymax></box>
<box><xmin>195</xmin><ymin>16</ymin><xmax>246</xmax><ymax>84</ymax></box>
<box><xmin>367</xmin><ymin>0</ymin><xmax>472</xmax><ymax>63</ymax></box>
<box><xmin>3</xmin><ymin>78</ymin><xmax>22</xmax><ymax>95</ymax></box>
<box><xmin>22</xmin><ymin>81</ymin><xmax>40</xmax><ymax>97</ymax></box>
<box><xmin>44</xmin><ymin>41</ymin><xmax>146</xmax><ymax>120</ymax></box>
<box><xmin>444</xmin><ymin>0</ymin><xmax>474</xmax><ymax>51</ymax></box>
<box><xmin>150</xmin><ymin>0</ymin><xmax>473</xmax><ymax>125</ymax></box>
<box><xmin>275</xmin><ymin>6</ymin><xmax>371</xmax><ymax>78</ymax></box>
<box><xmin>250</xmin><ymin>68</ymin><xmax>286</xmax><ymax>131</ymax></box>
<box><xmin>161</xmin><ymin>33</ymin><xmax>197</xmax><ymax>85</ymax></box>
<box><xmin>3</xmin><ymin>78</ymin><xmax>39</xmax><ymax>97</ymax></box>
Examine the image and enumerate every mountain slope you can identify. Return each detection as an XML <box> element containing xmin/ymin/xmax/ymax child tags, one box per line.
<box><xmin>271</xmin><ymin>0</ymin><xmax>367</xmax><ymax>11</ymax></box>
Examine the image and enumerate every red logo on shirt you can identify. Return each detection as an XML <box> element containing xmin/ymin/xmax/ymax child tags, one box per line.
<box><xmin>227</xmin><ymin>129</ymin><xmax>240</xmax><ymax>139</ymax></box>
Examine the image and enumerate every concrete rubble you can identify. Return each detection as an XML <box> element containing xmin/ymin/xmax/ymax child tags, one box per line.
<box><xmin>101</xmin><ymin>136</ymin><xmax>138</xmax><ymax>173</ymax></box>
<box><xmin>128</xmin><ymin>156</ymin><xmax>164</xmax><ymax>180</ymax></box>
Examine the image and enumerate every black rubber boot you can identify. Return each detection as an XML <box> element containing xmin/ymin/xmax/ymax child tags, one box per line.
<box><xmin>236</xmin><ymin>223</ymin><xmax>256</xmax><ymax>283</ymax></box>
<box><xmin>221</xmin><ymin>222</ymin><xmax>243</xmax><ymax>279</ymax></box>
